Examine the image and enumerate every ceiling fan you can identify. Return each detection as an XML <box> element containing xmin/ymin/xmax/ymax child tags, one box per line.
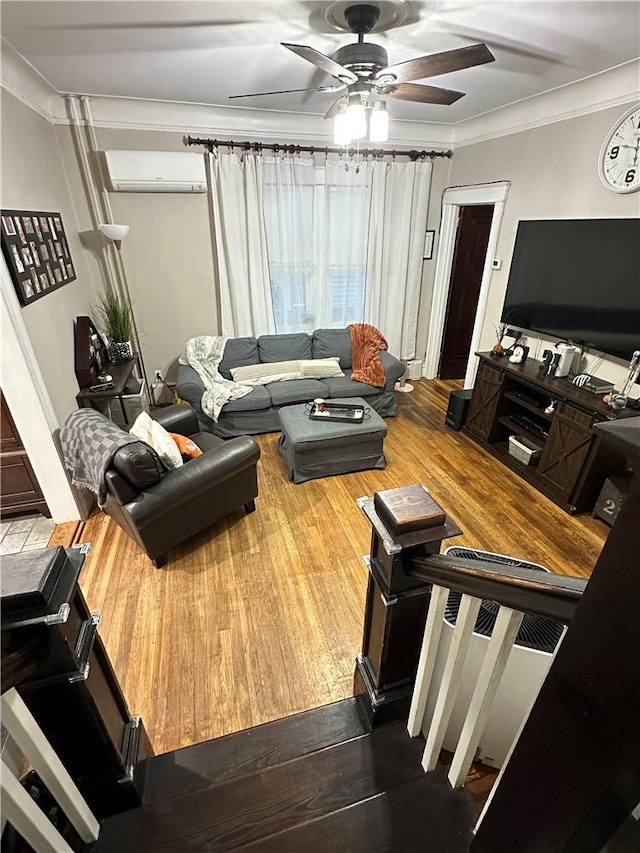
<box><xmin>230</xmin><ymin>2</ymin><xmax>495</xmax><ymax>134</ymax></box>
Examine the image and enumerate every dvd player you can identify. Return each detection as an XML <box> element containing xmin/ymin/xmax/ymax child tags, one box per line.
<box><xmin>510</xmin><ymin>413</ymin><xmax>550</xmax><ymax>439</ymax></box>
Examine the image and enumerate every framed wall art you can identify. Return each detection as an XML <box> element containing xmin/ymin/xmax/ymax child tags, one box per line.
<box><xmin>1</xmin><ymin>209</ymin><xmax>76</xmax><ymax>306</ymax></box>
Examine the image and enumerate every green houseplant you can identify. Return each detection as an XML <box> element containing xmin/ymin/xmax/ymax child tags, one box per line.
<box><xmin>96</xmin><ymin>292</ymin><xmax>134</xmax><ymax>363</ymax></box>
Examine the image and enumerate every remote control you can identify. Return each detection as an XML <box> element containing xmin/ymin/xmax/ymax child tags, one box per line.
<box><xmin>89</xmin><ymin>382</ymin><xmax>115</xmax><ymax>392</ymax></box>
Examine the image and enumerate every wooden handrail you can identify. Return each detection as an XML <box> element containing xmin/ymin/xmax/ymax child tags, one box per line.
<box><xmin>406</xmin><ymin>554</ymin><xmax>586</xmax><ymax>625</ymax></box>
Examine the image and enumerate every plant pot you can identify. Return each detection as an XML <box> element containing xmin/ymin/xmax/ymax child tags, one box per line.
<box><xmin>108</xmin><ymin>340</ymin><xmax>133</xmax><ymax>363</ymax></box>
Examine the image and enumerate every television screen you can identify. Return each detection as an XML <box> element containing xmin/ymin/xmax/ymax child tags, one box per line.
<box><xmin>501</xmin><ymin>218</ymin><xmax>640</xmax><ymax>361</ymax></box>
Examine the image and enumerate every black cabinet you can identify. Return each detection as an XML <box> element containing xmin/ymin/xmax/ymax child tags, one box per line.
<box><xmin>1</xmin><ymin>547</ymin><xmax>153</xmax><ymax>818</ymax></box>
<box><xmin>464</xmin><ymin>353</ymin><xmax>632</xmax><ymax>513</ymax></box>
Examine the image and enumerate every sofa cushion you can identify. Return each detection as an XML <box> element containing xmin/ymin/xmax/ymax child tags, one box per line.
<box><xmin>222</xmin><ymin>385</ymin><xmax>272</xmax><ymax>413</ymax></box>
<box><xmin>219</xmin><ymin>337</ymin><xmax>259</xmax><ymax>380</ymax></box>
<box><xmin>191</xmin><ymin>432</ymin><xmax>225</xmax><ymax>452</ymax></box>
<box><xmin>323</xmin><ymin>371</ymin><xmax>380</xmax><ymax>398</ymax></box>
<box><xmin>267</xmin><ymin>379</ymin><xmax>329</xmax><ymax>407</ymax></box>
<box><xmin>312</xmin><ymin>329</ymin><xmax>353</xmax><ymax>369</ymax></box>
<box><xmin>112</xmin><ymin>441</ymin><xmax>166</xmax><ymax>490</ymax></box>
<box><xmin>258</xmin><ymin>333</ymin><xmax>311</xmax><ymax>363</ymax></box>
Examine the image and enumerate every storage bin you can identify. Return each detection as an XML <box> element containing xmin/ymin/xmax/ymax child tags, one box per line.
<box><xmin>508</xmin><ymin>434</ymin><xmax>541</xmax><ymax>466</ymax></box>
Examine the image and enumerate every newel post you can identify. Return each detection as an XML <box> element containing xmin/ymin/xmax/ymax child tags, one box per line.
<box><xmin>353</xmin><ymin>485</ymin><xmax>462</xmax><ymax>726</ymax></box>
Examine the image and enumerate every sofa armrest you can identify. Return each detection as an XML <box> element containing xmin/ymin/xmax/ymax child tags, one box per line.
<box><xmin>126</xmin><ymin>436</ymin><xmax>260</xmax><ymax>524</ymax></box>
<box><xmin>176</xmin><ymin>363</ymin><xmax>205</xmax><ymax>415</ymax></box>
<box><xmin>152</xmin><ymin>404</ymin><xmax>199</xmax><ymax>436</ymax></box>
<box><xmin>380</xmin><ymin>350</ymin><xmax>405</xmax><ymax>390</ymax></box>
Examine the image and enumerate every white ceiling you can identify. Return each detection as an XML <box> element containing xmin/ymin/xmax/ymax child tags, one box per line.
<box><xmin>2</xmin><ymin>1</ymin><xmax>639</xmax><ymax>125</ymax></box>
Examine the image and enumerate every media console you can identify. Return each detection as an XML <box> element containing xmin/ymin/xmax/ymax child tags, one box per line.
<box><xmin>464</xmin><ymin>352</ymin><xmax>635</xmax><ymax>514</ymax></box>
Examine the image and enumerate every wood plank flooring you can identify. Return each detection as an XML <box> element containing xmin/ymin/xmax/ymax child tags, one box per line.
<box><xmin>73</xmin><ymin>380</ymin><xmax>608</xmax><ymax>755</ymax></box>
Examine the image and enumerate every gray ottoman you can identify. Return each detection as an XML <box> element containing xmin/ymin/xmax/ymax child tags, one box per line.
<box><xmin>277</xmin><ymin>397</ymin><xmax>387</xmax><ymax>484</ymax></box>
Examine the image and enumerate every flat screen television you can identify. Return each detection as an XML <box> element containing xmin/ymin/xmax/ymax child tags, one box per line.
<box><xmin>501</xmin><ymin>218</ymin><xmax>640</xmax><ymax>362</ymax></box>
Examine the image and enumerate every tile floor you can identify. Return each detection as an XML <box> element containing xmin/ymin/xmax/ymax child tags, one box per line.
<box><xmin>0</xmin><ymin>514</ymin><xmax>56</xmax><ymax>555</ymax></box>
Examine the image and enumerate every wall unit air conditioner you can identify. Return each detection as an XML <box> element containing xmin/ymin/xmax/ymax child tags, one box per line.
<box><xmin>104</xmin><ymin>150</ymin><xmax>207</xmax><ymax>193</ymax></box>
<box><xmin>421</xmin><ymin>548</ymin><xmax>565</xmax><ymax>769</ymax></box>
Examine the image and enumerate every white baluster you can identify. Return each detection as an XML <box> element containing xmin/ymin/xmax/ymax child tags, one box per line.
<box><xmin>1</xmin><ymin>688</ymin><xmax>100</xmax><ymax>844</ymax></box>
<box><xmin>448</xmin><ymin>605</ymin><xmax>524</xmax><ymax>788</ymax></box>
<box><xmin>1</xmin><ymin>757</ymin><xmax>74</xmax><ymax>852</ymax></box>
<box><xmin>421</xmin><ymin>593</ymin><xmax>482</xmax><ymax>772</ymax></box>
<box><xmin>407</xmin><ymin>584</ymin><xmax>448</xmax><ymax>737</ymax></box>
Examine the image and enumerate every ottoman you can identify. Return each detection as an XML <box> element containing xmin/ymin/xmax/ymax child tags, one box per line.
<box><xmin>277</xmin><ymin>397</ymin><xmax>387</xmax><ymax>484</ymax></box>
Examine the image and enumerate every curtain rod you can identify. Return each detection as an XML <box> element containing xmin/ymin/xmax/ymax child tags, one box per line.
<box><xmin>184</xmin><ymin>135</ymin><xmax>452</xmax><ymax>161</ymax></box>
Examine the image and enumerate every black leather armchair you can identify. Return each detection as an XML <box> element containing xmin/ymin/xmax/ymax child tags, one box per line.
<box><xmin>103</xmin><ymin>405</ymin><xmax>260</xmax><ymax>567</ymax></box>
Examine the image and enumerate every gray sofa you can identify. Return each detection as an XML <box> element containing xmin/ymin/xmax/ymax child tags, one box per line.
<box><xmin>176</xmin><ymin>329</ymin><xmax>405</xmax><ymax>438</ymax></box>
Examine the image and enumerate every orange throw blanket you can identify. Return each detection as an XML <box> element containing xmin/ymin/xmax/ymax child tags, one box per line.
<box><xmin>348</xmin><ymin>323</ymin><xmax>388</xmax><ymax>388</ymax></box>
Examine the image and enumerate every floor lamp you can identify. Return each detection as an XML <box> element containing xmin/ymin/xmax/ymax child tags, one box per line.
<box><xmin>98</xmin><ymin>223</ymin><xmax>151</xmax><ymax>406</ymax></box>
<box><xmin>395</xmin><ymin>360</ymin><xmax>415</xmax><ymax>393</ymax></box>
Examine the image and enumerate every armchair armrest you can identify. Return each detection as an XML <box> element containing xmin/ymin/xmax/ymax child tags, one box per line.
<box><xmin>126</xmin><ymin>436</ymin><xmax>260</xmax><ymax>525</ymax></box>
<box><xmin>380</xmin><ymin>350</ymin><xmax>405</xmax><ymax>390</ymax></box>
<box><xmin>152</xmin><ymin>404</ymin><xmax>199</xmax><ymax>436</ymax></box>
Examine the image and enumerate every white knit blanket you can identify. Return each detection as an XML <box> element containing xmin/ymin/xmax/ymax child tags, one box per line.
<box><xmin>181</xmin><ymin>336</ymin><xmax>251</xmax><ymax>421</ymax></box>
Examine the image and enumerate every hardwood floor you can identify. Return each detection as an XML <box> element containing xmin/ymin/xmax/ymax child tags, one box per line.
<box><xmin>72</xmin><ymin>380</ymin><xmax>608</xmax><ymax>755</ymax></box>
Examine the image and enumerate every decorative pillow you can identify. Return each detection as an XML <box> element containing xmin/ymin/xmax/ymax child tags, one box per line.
<box><xmin>231</xmin><ymin>358</ymin><xmax>343</xmax><ymax>386</ymax></box>
<box><xmin>300</xmin><ymin>357</ymin><xmax>344</xmax><ymax>379</ymax></box>
<box><xmin>170</xmin><ymin>433</ymin><xmax>203</xmax><ymax>460</ymax></box>
<box><xmin>231</xmin><ymin>360</ymin><xmax>301</xmax><ymax>386</ymax></box>
<box><xmin>130</xmin><ymin>412</ymin><xmax>183</xmax><ymax>469</ymax></box>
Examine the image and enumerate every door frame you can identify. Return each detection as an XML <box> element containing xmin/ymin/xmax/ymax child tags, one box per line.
<box><xmin>424</xmin><ymin>181</ymin><xmax>510</xmax><ymax>389</ymax></box>
<box><xmin>1</xmin><ymin>258</ymin><xmax>79</xmax><ymax>522</ymax></box>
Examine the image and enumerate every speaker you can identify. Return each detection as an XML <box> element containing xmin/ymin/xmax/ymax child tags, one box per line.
<box><xmin>445</xmin><ymin>389</ymin><xmax>473</xmax><ymax>431</ymax></box>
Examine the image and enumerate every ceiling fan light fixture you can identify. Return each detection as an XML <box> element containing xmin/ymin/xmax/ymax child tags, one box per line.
<box><xmin>369</xmin><ymin>101</ymin><xmax>389</xmax><ymax>142</ymax></box>
<box><xmin>345</xmin><ymin>96</ymin><xmax>367</xmax><ymax>140</ymax></box>
<box><xmin>333</xmin><ymin>108</ymin><xmax>353</xmax><ymax>146</ymax></box>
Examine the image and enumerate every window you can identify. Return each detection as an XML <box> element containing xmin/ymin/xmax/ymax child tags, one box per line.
<box><xmin>262</xmin><ymin>161</ymin><xmax>371</xmax><ymax>333</ymax></box>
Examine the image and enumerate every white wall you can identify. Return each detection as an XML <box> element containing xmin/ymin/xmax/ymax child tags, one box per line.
<box><xmin>1</xmin><ymin>91</ymin><xmax>101</xmax><ymax>423</ymax></box>
<box><xmin>446</xmin><ymin>105</ymin><xmax>640</xmax><ymax>392</ymax></box>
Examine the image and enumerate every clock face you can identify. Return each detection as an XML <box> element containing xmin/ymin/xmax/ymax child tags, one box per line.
<box><xmin>599</xmin><ymin>105</ymin><xmax>640</xmax><ymax>193</ymax></box>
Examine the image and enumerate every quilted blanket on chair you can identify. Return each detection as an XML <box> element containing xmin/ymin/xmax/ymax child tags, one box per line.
<box><xmin>348</xmin><ymin>323</ymin><xmax>388</xmax><ymax>388</ymax></box>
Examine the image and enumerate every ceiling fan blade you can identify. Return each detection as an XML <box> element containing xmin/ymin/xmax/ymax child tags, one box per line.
<box><xmin>325</xmin><ymin>96</ymin><xmax>349</xmax><ymax>120</ymax></box>
<box><xmin>229</xmin><ymin>85</ymin><xmax>344</xmax><ymax>100</ymax></box>
<box><xmin>388</xmin><ymin>83</ymin><xmax>465</xmax><ymax>106</ymax></box>
<box><xmin>282</xmin><ymin>42</ymin><xmax>358</xmax><ymax>84</ymax></box>
<box><xmin>375</xmin><ymin>43</ymin><xmax>495</xmax><ymax>84</ymax></box>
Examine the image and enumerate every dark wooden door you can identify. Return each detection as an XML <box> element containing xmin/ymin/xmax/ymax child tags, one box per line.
<box><xmin>0</xmin><ymin>391</ymin><xmax>50</xmax><ymax>518</ymax></box>
<box><xmin>439</xmin><ymin>205</ymin><xmax>494</xmax><ymax>380</ymax></box>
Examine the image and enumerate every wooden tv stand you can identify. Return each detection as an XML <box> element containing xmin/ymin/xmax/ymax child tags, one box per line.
<box><xmin>464</xmin><ymin>352</ymin><xmax>634</xmax><ymax>514</ymax></box>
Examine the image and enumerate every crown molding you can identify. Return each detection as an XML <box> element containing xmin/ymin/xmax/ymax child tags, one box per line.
<box><xmin>0</xmin><ymin>40</ymin><xmax>60</xmax><ymax>122</ymax></box>
<box><xmin>49</xmin><ymin>94</ymin><xmax>455</xmax><ymax>148</ymax></box>
<box><xmin>454</xmin><ymin>59</ymin><xmax>640</xmax><ymax>147</ymax></box>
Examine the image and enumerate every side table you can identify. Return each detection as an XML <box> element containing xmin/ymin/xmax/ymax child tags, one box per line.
<box><xmin>76</xmin><ymin>358</ymin><xmax>139</xmax><ymax>426</ymax></box>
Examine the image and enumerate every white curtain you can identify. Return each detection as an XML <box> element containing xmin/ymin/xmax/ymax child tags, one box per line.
<box><xmin>207</xmin><ymin>152</ymin><xmax>275</xmax><ymax>337</ymax></box>
<box><xmin>261</xmin><ymin>155</ymin><xmax>372</xmax><ymax>333</ymax></box>
<box><xmin>365</xmin><ymin>159</ymin><xmax>432</xmax><ymax>359</ymax></box>
<box><xmin>207</xmin><ymin>151</ymin><xmax>431</xmax><ymax>353</ymax></box>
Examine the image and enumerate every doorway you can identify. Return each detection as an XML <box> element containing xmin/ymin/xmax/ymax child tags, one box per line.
<box><xmin>439</xmin><ymin>205</ymin><xmax>494</xmax><ymax>380</ymax></box>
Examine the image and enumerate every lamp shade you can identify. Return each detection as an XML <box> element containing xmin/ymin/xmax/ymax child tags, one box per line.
<box><xmin>369</xmin><ymin>103</ymin><xmax>389</xmax><ymax>143</ymax></box>
<box><xmin>98</xmin><ymin>223</ymin><xmax>130</xmax><ymax>242</ymax></box>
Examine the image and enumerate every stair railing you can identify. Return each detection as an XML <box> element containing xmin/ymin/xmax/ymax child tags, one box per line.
<box><xmin>404</xmin><ymin>554</ymin><xmax>586</xmax><ymax>789</ymax></box>
<box><xmin>1</xmin><ymin>688</ymin><xmax>100</xmax><ymax>851</ymax></box>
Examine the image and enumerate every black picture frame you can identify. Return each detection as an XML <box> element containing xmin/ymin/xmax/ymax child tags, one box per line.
<box><xmin>1</xmin><ymin>208</ymin><xmax>76</xmax><ymax>306</ymax></box>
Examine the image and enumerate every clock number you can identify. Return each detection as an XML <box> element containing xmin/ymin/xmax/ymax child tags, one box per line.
<box><xmin>609</xmin><ymin>146</ymin><xmax>619</xmax><ymax>159</ymax></box>
<box><xmin>625</xmin><ymin>169</ymin><xmax>636</xmax><ymax>184</ymax></box>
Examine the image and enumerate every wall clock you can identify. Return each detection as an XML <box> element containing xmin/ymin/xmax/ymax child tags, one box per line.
<box><xmin>598</xmin><ymin>104</ymin><xmax>640</xmax><ymax>193</ymax></box>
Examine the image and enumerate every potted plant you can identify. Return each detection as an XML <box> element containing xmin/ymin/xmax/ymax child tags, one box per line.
<box><xmin>96</xmin><ymin>292</ymin><xmax>134</xmax><ymax>363</ymax></box>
